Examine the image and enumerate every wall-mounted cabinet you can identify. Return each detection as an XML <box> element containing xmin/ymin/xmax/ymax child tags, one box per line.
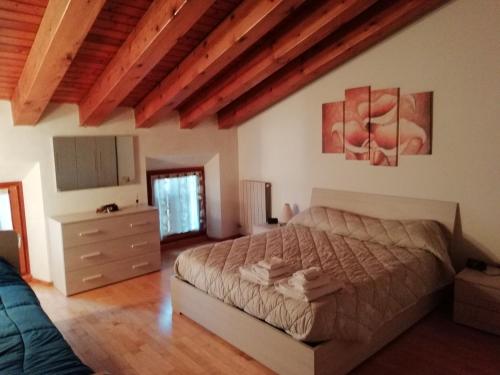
<box><xmin>53</xmin><ymin>136</ymin><xmax>136</xmax><ymax>192</ymax></box>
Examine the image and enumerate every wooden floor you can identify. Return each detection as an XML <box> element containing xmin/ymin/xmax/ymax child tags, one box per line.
<box><xmin>31</xmin><ymin>249</ymin><xmax>500</xmax><ymax>375</ymax></box>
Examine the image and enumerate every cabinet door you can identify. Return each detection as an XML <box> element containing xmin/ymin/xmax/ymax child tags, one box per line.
<box><xmin>96</xmin><ymin>136</ymin><xmax>118</xmax><ymax>187</ymax></box>
<box><xmin>116</xmin><ymin>136</ymin><xmax>135</xmax><ymax>185</ymax></box>
<box><xmin>53</xmin><ymin>137</ymin><xmax>77</xmax><ymax>191</ymax></box>
<box><xmin>75</xmin><ymin>137</ymin><xmax>98</xmax><ymax>189</ymax></box>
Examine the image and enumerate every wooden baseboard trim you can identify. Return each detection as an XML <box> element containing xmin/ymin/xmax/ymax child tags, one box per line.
<box><xmin>29</xmin><ymin>278</ymin><xmax>53</xmax><ymax>287</ymax></box>
<box><xmin>162</xmin><ymin>233</ymin><xmax>242</xmax><ymax>252</ymax></box>
<box><xmin>161</xmin><ymin>231</ymin><xmax>207</xmax><ymax>244</ymax></box>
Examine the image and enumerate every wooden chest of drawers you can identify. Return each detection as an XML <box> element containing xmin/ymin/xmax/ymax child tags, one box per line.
<box><xmin>49</xmin><ymin>206</ymin><xmax>161</xmax><ymax>296</ymax></box>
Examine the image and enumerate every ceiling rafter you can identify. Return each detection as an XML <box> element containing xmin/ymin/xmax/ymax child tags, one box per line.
<box><xmin>10</xmin><ymin>0</ymin><xmax>105</xmax><ymax>125</ymax></box>
<box><xmin>0</xmin><ymin>1</ymin><xmax>451</xmax><ymax>129</ymax></box>
<box><xmin>179</xmin><ymin>0</ymin><xmax>377</xmax><ymax>129</ymax></box>
<box><xmin>78</xmin><ymin>0</ymin><xmax>214</xmax><ymax>127</ymax></box>
<box><xmin>119</xmin><ymin>0</ymin><xmax>242</xmax><ymax>108</ymax></box>
<box><xmin>217</xmin><ymin>0</ymin><xmax>449</xmax><ymax>129</ymax></box>
<box><xmin>134</xmin><ymin>0</ymin><xmax>305</xmax><ymax>128</ymax></box>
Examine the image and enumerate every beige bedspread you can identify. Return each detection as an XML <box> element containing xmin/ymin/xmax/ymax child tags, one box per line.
<box><xmin>174</xmin><ymin>207</ymin><xmax>455</xmax><ymax>343</ymax></box>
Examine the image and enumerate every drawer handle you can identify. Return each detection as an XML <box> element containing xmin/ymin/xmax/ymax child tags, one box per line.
<box><xmin>130</xmin><ymin>241</ymin><xmax>149</xmax><ymax>249</ymax></box>
<box><xmin>80</xmin><ymin>251</ymin><xmax>102</xmax><ymax>260</ymax></box>
<box><xmin>129</xmin><ymin>221</ymin><xmax>151</xmax><ymax>228</ymax></box>
<box><xmin>79</xmin><ymin>229</ymin><xmax>101</xmax><ymax>237</ymax></box>
<box><xmin>82</xmin><ymin>274</ymin><xmax>103</xmax><ymax>282</ymax></box>
<box><xmin>132</xmin><ymin>262</ymin><xmax>150</xmax><ymax>270</ymax></box>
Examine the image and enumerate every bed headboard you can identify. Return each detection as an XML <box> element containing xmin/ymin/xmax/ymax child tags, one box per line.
<box><xmin>0</xmin><ymin>231</ymin><xmax>20</xmax><ymax>271</ymax></box>
<box><xmin>310</xmin><ymin>188</ymin><xmax>458</xmax><ymax>241</ymax></box>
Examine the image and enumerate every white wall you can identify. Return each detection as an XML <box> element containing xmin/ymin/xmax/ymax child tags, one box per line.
<box><xmin>0</xmin><ymin>102</ymin><xmax>239</xmax><ymax>281</ymax></box>
<box><xmin>205</xmin><ymin>154</ymin><xmax>223</xmax><ymax>238</ymax></box>
<box><xmin>0</xmin><ymin>189</ymin><xmax>13</xmax><ymax>230</ymax></box>
<box><xmin>238</xmin><ymin>0</ymin><xmax>500</xmax><ymax>265</ymax></box>
<box><xmin>22</xmin><ymin>164</ymin><xmax>50</xmax><ymax>278</ymax></box>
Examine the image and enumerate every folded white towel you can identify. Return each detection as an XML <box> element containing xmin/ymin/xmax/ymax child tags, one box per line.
<box><xmin>257</xmin><ymin>257</ymin><xmax>286</xmax><ymax>270</ymax></box>
<box><xmin>275</xmin><ymin>278</ymin><xmax>343</xmax><ymax>302</ymax></box>
<box><xmin>239</xmin><ymin>265</ymin><xmax>288</xmax><ymax>286</ymax></box>
<box><xmin>293</xmin><ymin>267</ymin><xmax>322</xmax><ymax>282</ymax></box>
<box><xmin>252</xmin><ymin>264</ymin><xmax>291</xmax><ymax>279</ymax></box>
<box><xmin>288</xmin><ymin>274</ymin><xmax>333</xmax><ymax>291</ymax></box>
<box><xmin>240</xmin><ymin>265</ymin><xmax>272</xmax><ymax>286</ymax></box>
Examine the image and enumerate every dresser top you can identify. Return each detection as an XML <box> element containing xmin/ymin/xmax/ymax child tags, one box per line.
<box><xmin>50</xmin><ymin>205</ymin><xmax>157</xmax><ymax>224</ymax></box>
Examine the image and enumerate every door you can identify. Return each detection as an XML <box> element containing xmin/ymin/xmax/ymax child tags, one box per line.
<box><xmin>53</xmin><ymin>137</ymin><xmax>77</xmax><ymax>191</ymax></box>
<box><xmin>96</xmin><ymin>136</ymin><xmax>118</xmax><ymax>187</ymax></box>
<box><xmin>0</xmin><ymin>182</ymin><xmax>30</xmax><ymax>276</ymax></box>
<box><xmin>116</xmin><ymin>136</ymin><xmax>135</xmax><ymax>185</ymax></box>
<box><xmin>75</xmin><ymin>137</ymin><xmax>98</xmax><ymax>189</ymax></box>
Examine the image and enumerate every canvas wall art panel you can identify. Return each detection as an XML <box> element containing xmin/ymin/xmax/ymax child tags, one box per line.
<box><xmin>322</xmin><ymin>101</ymin><xmax>344</xmax><ymax>153</ymax></box>
<box><xmin>321</xmin><ymin>85</ymin><xmax>433</xmax><ymax>167</ymax></box>
<box><xmin>399</xmin><ymin>92</ymin><xmax>433</xmax><ymax>155</ymax></box>
<box><xmin>370</xmin><ymin>88</ymin><xmax>399</xmax><ymax>166</ymax></box>
<box><xmin>344</xmin><ymin>86</ymin><xmax>370</xmax><ymax>160</ymax></box>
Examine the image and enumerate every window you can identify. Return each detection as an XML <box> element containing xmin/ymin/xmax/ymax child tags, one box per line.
<box><xmin>147</xmin><ymin>168</ymin><xmax>206</xmax><ymax>242</ymax></box>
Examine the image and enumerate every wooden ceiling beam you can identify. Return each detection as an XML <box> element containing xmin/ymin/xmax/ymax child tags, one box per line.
<box><xmin>218</xmin><ymin>0</ymin><xmax>448</xmax><ymax>129</ymax></box>
<box><xmin>79</xmin><ymin>0</ymin><xmax>214</xmax><ymax>127</ymax></box>
<box><xmin>11</xmin><ymin>0</ymin><xmax>105</xmax><ymax>125</ymax></box>
<box><xmin>134</xmin><ymin>0</ymin><xmax>305</xmax><ymax>128</ymax></box>
<box><xmin>179</xmin><ymin>0</ymin><xmax>376</xmax><ymax>129</ymax></box>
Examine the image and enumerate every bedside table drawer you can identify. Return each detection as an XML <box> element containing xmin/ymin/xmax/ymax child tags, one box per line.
<box><xmin>454</xmin><ymin>302</ymin><xmax>500</xmax><ymax>335</ymax></box>
<box><xmin>454</xmin><ymin>268</ymin><xmax>500</xmax><ymax>336</ymax></box>
<box><xmin>252</xmin><ymin>223</ymin><xmax>280</xmax><ymax>234</ymax></box>
<box><xmin>455</xmin><ymin>278</ymin><xmax>500</xmax><ymax>313</ymax></box>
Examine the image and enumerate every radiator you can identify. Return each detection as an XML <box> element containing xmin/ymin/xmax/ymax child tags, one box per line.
<box><xmin>239</xmin><ymin>180</ymin><xmax>271</xmax><ymax>235</ymax></box>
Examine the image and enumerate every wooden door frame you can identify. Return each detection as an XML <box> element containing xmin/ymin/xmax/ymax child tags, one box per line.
<box><xmin>146</xmin><ymin>167</ymin><xmax>207</xmax><ymax>244</ymax></box>
<box><xmin>0</xmin><ymin>181</ymin><xmax>30</xmax><ymax>277</ymax></box>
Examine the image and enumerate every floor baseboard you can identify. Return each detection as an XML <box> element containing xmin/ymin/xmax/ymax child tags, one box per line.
<box><xmin>29</xmin><ymin>278</ymin><xmax>53</xmax><ymax>287</ymax></box>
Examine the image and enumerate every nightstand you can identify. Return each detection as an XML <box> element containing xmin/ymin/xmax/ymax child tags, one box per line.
<box><xmin>252</xmin><ymin>223</ymin><xmax>280</xmax><ymax>234</ymax></box>
<box><xmin>454</xmin><ymin>268</ymin><xmax>500</xmax><ymax>335</ymax></box>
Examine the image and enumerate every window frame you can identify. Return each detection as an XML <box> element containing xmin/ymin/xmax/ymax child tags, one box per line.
<box><xmin>146</xmin><ymin>167</ymin><xmax>207</xmax><ymax>243</ymax></box>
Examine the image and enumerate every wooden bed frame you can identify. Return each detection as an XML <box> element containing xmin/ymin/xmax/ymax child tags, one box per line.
<box><xmin>171</xmin><ymin>188</ymin><xmax>458</xmax><ymax>375</ymax></box>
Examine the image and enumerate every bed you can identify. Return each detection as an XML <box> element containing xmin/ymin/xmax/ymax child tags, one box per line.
<box><xmin>0</xmin><ymin>231</ymin><xmax>94</xmax><ymax>375</ymax></box>
<box><xmin>172</xmin><ymin>189</ymin><xmax>458</xmax><ymax>375</ymax></box>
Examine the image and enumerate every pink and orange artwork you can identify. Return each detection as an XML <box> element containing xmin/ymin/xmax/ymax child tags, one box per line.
<box><xmin>322</xmin><ymin>101</ymin><xmax>344</xmax><ymax>153</ymax></box>
<box><xmin>321</xmin><ymin>86</ymin><xmax>432</xmax><ymax>167</ymax></box>
<box><xmin>369</xmin><ymin>88</ymin><xmax>399</xmax><ymax>166</ymax></box>
<box><xmin>399</xmin><ymin>92</ymin><xmax>432</xmax><ymax>155</ymax></box>
<box><xmin>344</xmin><ymin>86</ymin><xmax>370</xmax><ymax>160</ymax></box>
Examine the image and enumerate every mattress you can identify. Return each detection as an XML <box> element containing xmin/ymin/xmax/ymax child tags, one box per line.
<box><xmin>175</xmin><ymin>207</ymin><xmax>455</xmax><ymax>343</ymax></box>
<box><xmin>0</xmin><ymin>258</ymin><xmax>93</xmax><ymax>375</ymax></box>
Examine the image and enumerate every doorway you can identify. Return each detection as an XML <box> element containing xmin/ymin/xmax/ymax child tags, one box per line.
<box><xmin>147</xmin><ymin>168</ymin><xmax>206</xmax><ymax>243</ymax></box>
<box><xmin>0</xmin><ymin>181</ymin><xmax>30</xmax><ymax>277</ymax></box>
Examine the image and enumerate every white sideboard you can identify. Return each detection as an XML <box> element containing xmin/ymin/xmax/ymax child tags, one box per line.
<box><xmin>49</xmin><ymin>205</ymin><xmax>161</xmax><ymax>296</ymax></box>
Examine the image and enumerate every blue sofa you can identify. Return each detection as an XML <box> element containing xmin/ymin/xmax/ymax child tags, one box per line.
<box><xmin>0</xmin><ymin>258</ymin><xmax>93</xmax><ymax>374</ymax></box>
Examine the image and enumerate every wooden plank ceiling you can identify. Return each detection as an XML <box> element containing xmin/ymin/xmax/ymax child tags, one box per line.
<box><xmin>0</xmin><ymin>0</ymin><xmax>447</xmax><ymax>128</ymax></box>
